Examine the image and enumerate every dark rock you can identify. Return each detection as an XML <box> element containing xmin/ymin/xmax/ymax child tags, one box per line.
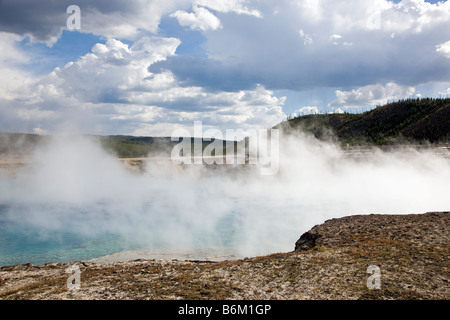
<box><xmin>295</xmin><ymin>229</ymin><xmax>320</xmax><ymax>251</ymax></box>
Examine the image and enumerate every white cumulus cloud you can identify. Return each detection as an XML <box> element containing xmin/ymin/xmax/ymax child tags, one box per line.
<box><xmin>195</xmin><ymin>0</ymin><xmax>262</xmax><ymax>17</ymax></box>
<box><xmin>291</xmin><ymin>106</ymin><xmax>319</xmax><ymax>117</ymax></box>
<box><xmin>329</xmin><ymin>83</ymin><xmax>416</xmax><ymax>109</ymax></box>
<box><xmin>0</xmin><ymin>35</ymin><xmax>287</xmax><ymax>136</ymax></box>
<box><xmin>436</xmin><ymin>40</ymin><xmax>450</xmax><ymax>59</ymax></box>
<box><xmin>171</xmin><ymin>5</ymin><xmax>222</xmax><ymax>31</ymax></box>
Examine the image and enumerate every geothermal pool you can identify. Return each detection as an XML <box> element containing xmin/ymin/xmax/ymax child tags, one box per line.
<box><xmin>1</xmin><ymin>135</ymin><xmax>449</xmax><ymax>267</ymax></box>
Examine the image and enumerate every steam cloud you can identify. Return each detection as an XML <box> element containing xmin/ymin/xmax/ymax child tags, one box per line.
<box><xmin>0</xmin><ymin>133</ymin><xmax>449</xmax><ymax>262</ymax></box>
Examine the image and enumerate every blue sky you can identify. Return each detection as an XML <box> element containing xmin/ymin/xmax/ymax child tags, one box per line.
<box><xmin>0</xmin><ymin>0</ymin><xmax>449</xmax><ymax>136</ymax></box>
<box><xmin>19</xmin><ymin>31</ymin><xmax>104</xmax><ymax>75</ymax></box>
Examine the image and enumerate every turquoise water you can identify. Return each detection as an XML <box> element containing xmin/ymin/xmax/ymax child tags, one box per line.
<box><xmin>0</xmin><ymin>205</ymin><xmax>135</xmax><ymax>267</ymax></box>
<box><xmin>0</xmin><ymin>224</ymin><xmax>128</xmax><ymax>267</ymax></box>
<box><xmin>0</xmin><ymin>202</ymin><xmax>246</xmax><ymax>267</ymax></box>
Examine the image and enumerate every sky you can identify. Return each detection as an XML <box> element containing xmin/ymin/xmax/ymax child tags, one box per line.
<box><xmin>0</xmin><ymin>0</ymin><xmax>450</xmax><ymax>137</ymax></box>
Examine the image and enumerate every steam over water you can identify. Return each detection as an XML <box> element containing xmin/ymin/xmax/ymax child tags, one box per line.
<box><xmin>1</xmin><ymin>134</ymin><xmax>449</xmax><ymax>267</ymax></box>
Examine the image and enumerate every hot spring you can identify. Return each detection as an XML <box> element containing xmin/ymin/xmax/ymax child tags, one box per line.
<box><xmin>1</xmin><ymin>134</ymin><xmax>449</xmax><ymax>267</ymax></box>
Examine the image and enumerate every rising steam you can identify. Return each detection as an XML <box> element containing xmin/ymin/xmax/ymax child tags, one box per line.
<box><xmin>0</xmin><ymin>132</ymin><xmax>449</xmax><ymax>263</ymax></box>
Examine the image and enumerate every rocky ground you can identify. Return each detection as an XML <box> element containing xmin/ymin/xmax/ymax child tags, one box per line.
<box><xmin>0</xmin><ymin>212</ymin><xmax>448</xmax><ymax>300</ymax></box>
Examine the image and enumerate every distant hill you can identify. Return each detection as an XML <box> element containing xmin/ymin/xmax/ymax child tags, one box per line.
<box><xmin>0</xmin><ymin>133</ymin><xmax>46</xmax><ymax>158</ymax></box>
<box><xmin>276</xmin><ymin>98</ymin><xmax>450</xmax><ymax>146</ymax></box>
<box><xmin>0</xmin><ymin>133</ymin><xmax>173</xmax><ymax>159</ymax></box>
<box><xmin>2</xmin><ymin>98</ymin><xmax>449</xmax><ymax>159</ymax></box>
<box><xmin>0</xmin><ymin>133</ymin><xmax>234</xmax><ymax>159</ymax></box>
<box><xmin>98</xmin><ymin>136</ymin><xmax>175</xmax><ymax>158</ymax></box>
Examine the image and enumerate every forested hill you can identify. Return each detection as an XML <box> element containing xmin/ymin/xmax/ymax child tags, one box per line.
<box><xmin>2</xmin><ymin>98</ymin><xmax>450</xmax><ymax>159</ymax></box>
<box><xmin>276</xmin><ymin>98</ymin><xmax>450</xmax><ymax>146</ymax></box>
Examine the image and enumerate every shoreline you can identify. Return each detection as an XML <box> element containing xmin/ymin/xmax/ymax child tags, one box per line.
<box><xmin>87</xmin><ymin>247</ymin><xmax>245</xmax><ymax>264</ymax></box>
<box><xmin>1</xmin><ymin>211</ymin><xmax>448</xmax><ymax>300</ymax></box>
<box><xmin>0</xmin><ymin>245</ymin><xmax>253</xmax><ymax>270</ymax></box>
